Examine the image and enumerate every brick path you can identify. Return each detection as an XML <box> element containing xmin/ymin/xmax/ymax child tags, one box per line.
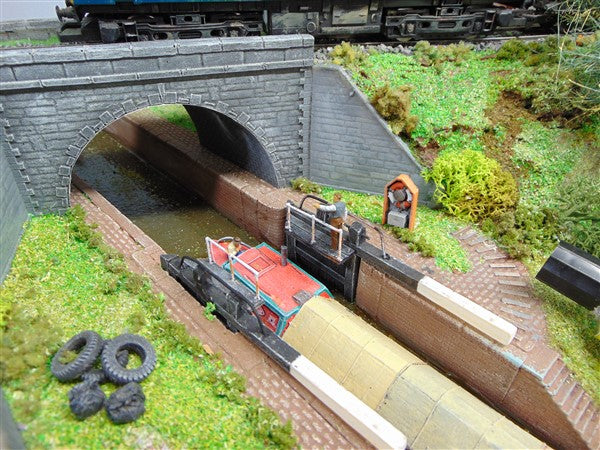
<box><xmin>70</xmin><ymin>176</ymin><xmax>370</xmax><ymax>450</ymax></box>
<box><xmin>102</xmin><ymin>110</ymin><xmax>598</xmax><ymax>449</ymax></box>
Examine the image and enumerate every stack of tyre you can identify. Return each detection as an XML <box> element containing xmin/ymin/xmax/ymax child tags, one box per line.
<box><xmin>51</xmin><ymin>331</ymin><xmax>156</xmax><ymax>423</ymax></box>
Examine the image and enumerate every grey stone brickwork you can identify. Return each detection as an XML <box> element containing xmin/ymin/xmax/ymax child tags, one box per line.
<box><xmin>0</xmin><ymin>35</ymin><xmax>313</xmax><ymax>214</ymax></box>
<box><xmin>0</xmin><ymin>20</ymin><xmax>58</xmax><ymax>42</ymax></box>
<box><xmin>0</xmin><ymin>136</ymin><xmax>28</xmax><ymax>281</ymax></box>
<box><xmin>308</xmin><ymin>65</ymin><xmax>433</xmax><ymax>203</ymax></box>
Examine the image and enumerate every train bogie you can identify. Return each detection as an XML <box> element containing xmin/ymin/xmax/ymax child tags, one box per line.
<box><xmin>55</xmin><ymin>0</ymin><xmax>554</xmax><ymax>43</ymax></box>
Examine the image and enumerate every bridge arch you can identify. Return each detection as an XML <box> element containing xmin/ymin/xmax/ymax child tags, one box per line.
<box><xmin>58</xmin><ymin>96</ymin><xmax>285</xmax><ymax>211</ymax></box>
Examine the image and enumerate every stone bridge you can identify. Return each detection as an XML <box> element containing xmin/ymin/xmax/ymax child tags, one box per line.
<box><xmin>0</xmin><ymin>36</ymin><xmax>314</xmax><ymax>215</ymax></box>
<box><xmin>0</xmin><ymin>35</ymin><xmax>429</xmax><ymax>278</ymax></box>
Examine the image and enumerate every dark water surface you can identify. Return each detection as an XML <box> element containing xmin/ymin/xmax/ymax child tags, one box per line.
<box><xmin>75</xmin><ymin>131</ymin><xmax>257</xmax><ymax>258</ymax></box>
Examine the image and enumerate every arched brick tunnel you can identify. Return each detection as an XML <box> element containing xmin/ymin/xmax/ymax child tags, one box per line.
<box><xmin>185</xmin><ymin>106</ymin><xmax>280</xmax><ymax>187</ymax></box>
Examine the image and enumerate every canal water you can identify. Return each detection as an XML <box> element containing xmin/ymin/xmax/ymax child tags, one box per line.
<box><xmin>75</xmin><ymin>131</ymin><xmax>258</xmax><ymax>258</ymax></box>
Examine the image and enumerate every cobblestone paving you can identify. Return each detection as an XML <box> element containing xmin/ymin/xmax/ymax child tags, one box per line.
<box><xmin>104</xmin><ymin>111</ymin><xmax>599</xmax><ymax>448</ymax></box>
<box><xmin>70</xmin><ymin>178</ymin><xmax>370</xmax><ymax>450</ymax></box>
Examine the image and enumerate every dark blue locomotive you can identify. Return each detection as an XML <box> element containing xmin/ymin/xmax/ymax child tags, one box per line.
<box><xmin>55</xmin><ymin>0</ymin><xmax>554</xmax><ymax>43</ymax></box>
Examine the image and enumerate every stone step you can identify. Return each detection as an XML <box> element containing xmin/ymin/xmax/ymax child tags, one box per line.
<box><xmin>500</xmin><ymin>288</ymin><xmax>529</xmax><ymax>298</ymax></box>
<box><xmin>476</xmin><ymin>245</ymin><xmax>497</xmax><ymax>253</ymax></box>
<box><xmin>494</xmin><ymin>271</ymin><xmax>521</xmax><ymax>277</ymax></box>
<box><xmin>483</xmin><ymin>253</ymin><xmax>506</xmax><ymax>261</ymax></box>
<box><xmin>576</xmin><ymin>402</ymin><xmax>597</xmax><ymax>434</ymax></box>
<box><xmin>498</xmin><ymin>279</ymin><xmax>528</xmax><ymax>287</ymax></box>
<box><xmin>543</xmin><ymin>360</ymin><xmax>565</xmax><ymax>387</ymax></box>
<box><xmin>553</xmin><ymin>375</ymin><xmax>577</xmax><ymax>406</ymax></box>
<box><xmin>562</xmin><ymin>384</ymin><xmax>584</xmax><ymax>415</ymax></box>
<box><xmin>501</xmin><ymin>297</ymin><xmax>531</xmax><ymax>308</ymax></box>
<box><xmin>468</xmin><ymin>236</ymin><xmax>487</xmax><ymax>246</ymax></box>
<box><xmin>569</xmin><ymin>396</ymin><xmax>591</xmax><ymax>426</ymax></box>
<box><xmin>582</xmin><ymin>409</ymin><xmax>599</xmax><ymax>442</ymax></box>
<box><xmin>500</xmin><ymin>307</ymin><xmax>533</xmax><ymax>320</ymax></box>
<box><xmin>458</xmin><ymin>229</ymin><xmax>476</xmax><ymax>240</ymax></box>
<box><xmin>490</xmin><ymin>263</ymin><xmax>517</xmax><ymax>269</ymax></box>
<box><xmin>513</xmin><ymin>321</ymin><xmax>531</xmax><ymax>332</ymax></box>
<box><xmin>547</xmin><ymin>365</ymin><xmax>570</xmax><ymax>393</ymax></box>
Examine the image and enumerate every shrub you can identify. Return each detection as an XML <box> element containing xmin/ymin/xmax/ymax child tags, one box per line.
<box><xmin>425</xmin><ymin>150</ymin><xmax>518</xmax><ymax>222</ymax></box>
<box><xmin>290</xmin><ymin>177</ymin><xmax>322</xmax><ymax>194</ymax></box>
<box><xmin>389</xmin><ymin>226</ymin><xmax>436</xmax><ymax>257</ymax></box>
<box><xmin>370</xmin><ymin>84</ymin><xmax>419</xmax><ymax>135</ymax></box>
<box><xmin>329</xmin><ymin>42</ymin><xmax>367</xmax><ymax>67</ymax></box>
<box><xmin>556</xmin><ymin>174</ymin><xmax>600</xmax><ymax>257</ymax></box>
<box><xmin>482</xmin><ymin>203</ymin><xmax>561</xmax><ymax>259</ymax></box>
<box><xmin>414</xmin><ymin>40</ymin><xmax>473</xmax><ymax>67</ymax></box>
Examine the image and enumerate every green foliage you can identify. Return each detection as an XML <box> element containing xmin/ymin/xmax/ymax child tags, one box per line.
<box><xmin>0</xmin><ymin>36</ymin><xmax>60</xmax><ymax>48</ymax></box>
<box><xmin>204</xmin><ymin>302</ymin><xmax>217</xmax><ymax>321</ymax></box>
<box><xmin>149</xmin><ymin>105</ymin><xmax>196</xmax><ymax>132</ymax></box>
<box><xmin>557</xmin><ymin>0</ymin><xmax>600</xmax><ymax>32</ymax></box>
<box><xmin>0</xmin><ymin>210</ymin><xmax>297</xmax><ymax>448</ymax></box>
<box><xmin>348</xmin><ymin>51</ymin><xmax>495</xmax><ymax>153</ymax></box>
<box><xmin>290</xmin><ymin>177</ymin><xmax>322</xmax><ymax>194</ymax></box>
<box><xmin>482</xmin><ymin>203</ymin><xmax>560</xmax><ymax>259</ymax></box>
<box><xmin>555</xmin><ymin>172</ymin><xmax>600</xmax><ymax>257</ymax></box>
<box><xmin>321</xmin><ymin>187</ymin><xmax>383</xmax><ymax>224</ymax></box>
<box><xmin>389</xmin><ymin>227</ymin><xmax>435</xmax><ymax>257</ymax></box>
<box><xmin>496</xmin><ymin>35</ymin><xmax>599</xmax><ymax>119</ymax></box>
<box><xmin>512</xmin><ymin>120</ymin><xmax>585</xmax><ymax>209</ymax></box>
<box><xmin>425</xmin><ymin>150</ymin><xmax>518</xmax><ymax>222</ymax></box>
<box><xmin>370</xmin><ymin>84</ymin><xmax>419</xmax><ymax>136</ymax></box>
<box><xmin>329</xmin><ymin>41</ymin><xmax>367</xmax><ymax>67</ymax></box>
<box><xmin>534</xmin><ymin>278</ymin><xmax>600</xmax><ymax>405</ymax></box>
<box><xmin>414</xmin><ymin>40</ymin><xmax>473</xmax><ymax>67</ymax></box>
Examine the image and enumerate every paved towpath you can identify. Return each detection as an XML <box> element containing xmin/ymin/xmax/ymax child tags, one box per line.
<box><xmin>70</xmin><ymin>175</ymin><xmax>371</xmax><ymax>449</ymax></box>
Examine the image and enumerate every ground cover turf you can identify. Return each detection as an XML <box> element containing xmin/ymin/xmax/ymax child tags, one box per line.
<box><xmin>0</xmin><ymin>207</ymin><xmax>296</xmax><ymax>448</ymax></box>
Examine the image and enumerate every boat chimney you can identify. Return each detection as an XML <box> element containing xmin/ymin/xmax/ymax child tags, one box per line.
<box><xmin>280</xmin><ymin>246</ymin><xmax>288</xmax><ymax>266</ymax></box>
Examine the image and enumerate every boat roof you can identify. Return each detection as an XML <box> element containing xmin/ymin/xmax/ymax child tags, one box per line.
<box><xmin>227</xmin><ymin>243</ymin><xmax>327</xmax><ymax>315</ymax></box>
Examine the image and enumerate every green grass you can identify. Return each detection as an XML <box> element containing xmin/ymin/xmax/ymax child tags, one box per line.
<box><xmin>513</xmin><ymin>120</ymin><xmax>587</xmax><ymax>210</ymax></box>
<box><xmin>0</xmin><ymin>36</ymin><xmax>60</xmax><ymax>47</ymax></box>
<box><xmin>532</xmin><ymin>277</ymin><xmax>600</xmax><ymax>405</ymax></box>
<box><xmin>320</xmin><ymin>187</ymin><xmax>471</xmax><ymax>272</ymax></box>
<box><xmin>149</xmin><ymin>105</ymin><xmax>196</xmax><ymax>132</ymax></box>
<box><xmin>350</xmin><ymin>51</ymin><xmax>511</xmax><ymax>154</ymax></box>
<box><xmin>0</xmin><ymin>207</ymin><xmax>296</xmax><ymax>448</ymax></box>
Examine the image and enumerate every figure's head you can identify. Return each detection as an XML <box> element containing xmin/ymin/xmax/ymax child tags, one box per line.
<box><xmin>333</xmin><ymin>192</ymin><xmax>342</xmax><ymax>202</ymax></box>
<box><xmin>233</xmin><ymin>237</ymin><xmax>241</xmax><ymax>246</ymax></box>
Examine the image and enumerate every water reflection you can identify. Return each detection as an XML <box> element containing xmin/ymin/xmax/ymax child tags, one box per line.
<box><xmin>75</xmin><ymin>131</ymin><xmax>257</xmax><ymax>258</ymax></box>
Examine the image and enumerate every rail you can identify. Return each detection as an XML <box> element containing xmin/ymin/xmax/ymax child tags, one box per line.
<box><xmin>205</xmin><ymin>237</ymin><xmax>262</xmax><ymax>299</ymax></box>
<box><xmin>286</xmin><ymin>202</ymin><xmax>343</xmax><ymax>261</ymax></box>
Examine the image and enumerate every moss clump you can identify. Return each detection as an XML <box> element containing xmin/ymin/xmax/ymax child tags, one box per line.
<box><xmin>389</xmin><ymin>227</ymin><xmax>435</xmax><ymax>257</ymax></box>
<box><xmin>425</xmin><ymin>149</ymin><xmax>518</xmax><ymax>222</ymax></box>
<box><xmin>290</xmin><ymin>177</ymin><xmax>322</xmax><ymax>194</ymax></box>
<box><xmin>482</xmin><ymin>203</ymin><xmax>560</xmax><ymax>259</ymax></box>
<box><xmin>555</xmin><ymin>173</ymin><xmax>600</xmax><ymax>257</ymax></box>
<box><xmin>414</xmin><ymin>41</ymin><xmax>473</xmax><ymax>67</ymax></box>
<box><xmin>329</xmin><ymin>41</ymin><xmax>367</xmax><ymax>67</ymax></box>
<box><xmin>370</xmin><ymin>84</ymin><xmax>419</xmax><ymax>136</ymax></box>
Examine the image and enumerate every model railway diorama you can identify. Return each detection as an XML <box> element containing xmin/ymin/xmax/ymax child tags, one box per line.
<box><xmin>161</xmin><ymin>199</ymin><xmax>548</xmax><ymax>449</ymax></box>
<box><xmin>55</xmin><ymin>0</ymin><xmax>557</xmax><ymax>43</ymax></box>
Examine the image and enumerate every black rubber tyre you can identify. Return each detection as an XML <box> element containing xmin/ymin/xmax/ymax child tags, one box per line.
<box><xmin>105</xmin><ymin>382</ymin><xmax>146</xmax><ymax>424</ymax></box>
<box><xmin>101</xmin><ymin>334</ymin><xmax>156</xmax><ymax>385</ymax></box>
<box><xmin>82</xmin><ymin>348</ymin><xmax>129</xmax><ymax>384</ymax></box>
<box><xmin>51</xmin><ymin>331</ymin><xmax>103</xmax><ymax>382</ymax></box>
<box><xmin>68</xmin><ymin>380</ymin><xmax>106</xmax><ymax>420</ymax></box>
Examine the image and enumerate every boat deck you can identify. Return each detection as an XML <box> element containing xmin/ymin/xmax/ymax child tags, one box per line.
<box><xmin>229</xmin><ymin>244</ymin><xmax>324</xmax><ymax>314</ymax></box>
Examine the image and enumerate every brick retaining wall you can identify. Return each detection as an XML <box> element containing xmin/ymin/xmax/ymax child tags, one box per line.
<box><xmin>105</xmin><ymin>114</ymin><xmax>289</xmax><ymax>247</ymax></box>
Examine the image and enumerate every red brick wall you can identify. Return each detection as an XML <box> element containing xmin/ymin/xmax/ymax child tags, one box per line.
<box><xmin>105</xmin><ymin>117</ymin><xmax>287</xmax><ymax>248</ymax></box>
<box><xmin>356</xmin><ymin>261</ymin><xmax>590</xmax><ymax>449</ymax></box>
